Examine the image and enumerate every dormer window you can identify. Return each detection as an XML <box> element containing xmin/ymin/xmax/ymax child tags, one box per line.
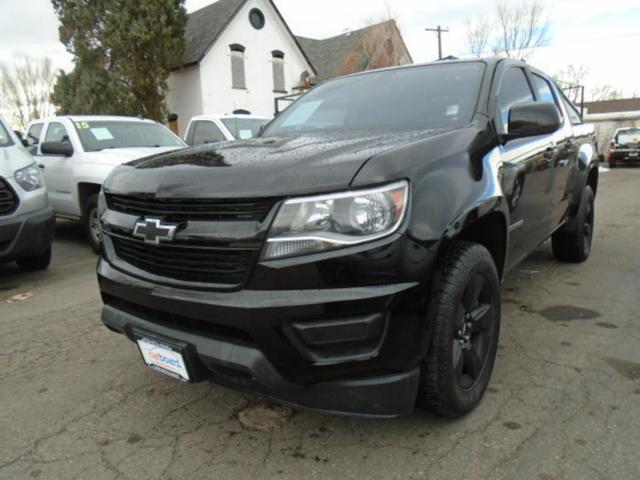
<box><xmin>229</xmin><ymin>44</ymin><xmax>246</xmax><ymax>89</ymax></box>
<box><xmin>272</xmin><ymin>50</ymin><xmax>286</xmax><ymax>93</ymax></box>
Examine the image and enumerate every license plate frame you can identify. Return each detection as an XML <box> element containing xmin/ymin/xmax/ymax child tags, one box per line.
<box><xmin>135</xmin><ymin>333</ymin><xmax>192</xmax><ymax>382</ymax></box>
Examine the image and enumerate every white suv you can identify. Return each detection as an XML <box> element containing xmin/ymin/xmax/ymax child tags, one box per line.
<box><xmin>184</xmin><ymin>114</ymin><xmax>270</xmax><ymax>146</ymax></box>
<box><xmin>25</xmin><ymin>116</ymin><xmax>186</xmax><ymax>252</ymax></box>
<box><xmin>0</xmin><ymin>115</ymin><xmax>55</xmax><ymax>271</ymax></box>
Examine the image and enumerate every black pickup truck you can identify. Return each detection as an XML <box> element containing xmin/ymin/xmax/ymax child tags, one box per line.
<box><xmin>97</xmin><ymin>58</ymin><xmax>598</xmax><ymax>418</ymax></box>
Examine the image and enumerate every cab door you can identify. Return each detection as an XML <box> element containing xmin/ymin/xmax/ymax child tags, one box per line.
<box><xmin>494</xmin><ymin>67</ymin><xmax>556</xmax><ymax>268</ymax></box>
<box><xmin>530</xmin><ymin>72</ymin><xmax>577</xmax><ymax>228</ymax></box>
<box><xmin>37</xmin><ymin>121</ymin><xmax>77</xmax><ymax>216</ymax></box>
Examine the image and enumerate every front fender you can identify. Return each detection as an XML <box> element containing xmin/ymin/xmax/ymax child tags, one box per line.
<box><xmin>568</xmin><ymin>132</ymin><xmax>598</xmax><ymax>218</ymax></box>
<box><xmin>74</xmin><ymin>163</ymin><xmax>116</xmax><ymax>211</ymax></box>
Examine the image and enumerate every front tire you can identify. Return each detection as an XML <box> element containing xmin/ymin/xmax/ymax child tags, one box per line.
<box><xmin>417</xmin><ymin>242</ymin><xmax>501</xmax><ymax>418</ymax></box>
<box><xmin>552</xmin><ymin>186</ymin><xmax>595</xmax><ymax>263</ymax></box>
<box><xmin>17</xmin><ymin>246</ymin><xmax>52</xmax><ymax>271</ymax></box>
<box><xmin>83</xmin><ymin>194</ymin><xmax>101</xmax><ymax>254</ymax></box>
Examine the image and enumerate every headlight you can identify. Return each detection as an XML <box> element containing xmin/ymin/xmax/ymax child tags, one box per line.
<box><xmin>265</xmin><ymin>180</ymin><xmax>409</xmax><ymax>260</ymax></box>
<box><xmin>14</xmin><ymin>164</ymin><xmax>44</xmax><ymax>192</ymax></box>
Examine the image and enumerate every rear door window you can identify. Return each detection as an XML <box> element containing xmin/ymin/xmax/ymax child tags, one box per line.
<box><xmin>26</xmin><ymin>123</ymin><xmax>44</xmax><ymax>147</ymax></box>
<box><xmin>191</xmin><ymin>121</ymin><xmax>227</xmax><ymax>145</ymax></box>
<box><xmin>560</xmin><ymin>93</ymin><xmax>583</xmax><ymax>125</ymax></box>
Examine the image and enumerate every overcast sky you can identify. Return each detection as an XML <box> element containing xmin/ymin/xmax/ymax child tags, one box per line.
<box><xmin>1</xmin><ymin>0</ymin><xmax>639</xmax><ymax>105</ymax></box>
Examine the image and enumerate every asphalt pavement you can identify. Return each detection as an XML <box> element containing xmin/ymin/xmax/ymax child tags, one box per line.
<box><xmin>1</xmin><ymin>169</ymin><xmax>638</xmax><ymax>480</ymax></box>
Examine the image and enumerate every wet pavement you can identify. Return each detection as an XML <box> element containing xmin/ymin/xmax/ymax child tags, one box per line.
<box><xmin>1</xmin><ymin>169</ymin><xmax>638</xmax><ymax>479</ymax></box>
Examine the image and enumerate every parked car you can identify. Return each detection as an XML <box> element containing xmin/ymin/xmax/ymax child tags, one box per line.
<box><xmin>0</xmin><ymin>115</ymin><xmax>55</xmax><ymax>271</ymax></box>
<box><xmin>26</xmin><ymin>116</ymin><xmax>186</xmax><ymax>252</ymax></box>
<box><xmin>608</xmin><ymin>127</ymin><xmax>640</xmax><ymax>168</ymax></box>
<box><xmin>184</xmin><ymin>114</ymin><xmax>270</xmax><ymax>146</ymax></box>
<box><xmin>97</xmin><ymin>58</ymin><xmax>598</xmax><ymax>418</ymax></box>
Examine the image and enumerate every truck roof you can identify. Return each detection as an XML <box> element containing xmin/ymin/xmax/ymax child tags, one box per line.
<box><xmin>29</xmin><ymin>115</ymin><xmax>157</xmax><ymax>125</ymax></box>
<box><xmin>191</xmin><ymin>114</ymin><xmax>271</xmax><ymax>121</ymax></box>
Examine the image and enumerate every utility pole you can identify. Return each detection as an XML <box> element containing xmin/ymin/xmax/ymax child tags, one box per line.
<box><xmin>425</xmin><ymin>25</ymin><xmax>449</xmax><ymax>60</ymax></box>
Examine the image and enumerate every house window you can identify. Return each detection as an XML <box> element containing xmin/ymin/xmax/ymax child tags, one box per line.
<box><xmin>230</xmin><ymin>44</ymin><xmax>246</xmax><ymax>89</ymax></box>
<box><xmin>272</xmin><ymin>50</ymin><xmax>286</xmax><ymax>93</ymax></box>
<box><xmin>249</xmin><ymin>8</ymin><xmax>265</xmax><ymax>30</ymax></box>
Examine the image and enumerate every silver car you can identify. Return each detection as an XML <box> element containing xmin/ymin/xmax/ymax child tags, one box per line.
<box><xmin>0</xmin><ymin>115</ymin><xmax>55</xmax><ymax>270</ymax></box>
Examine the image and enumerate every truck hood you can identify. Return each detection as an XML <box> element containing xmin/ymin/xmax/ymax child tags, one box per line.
<box><xmin>0</xmin><ymin>143</ymin><xmax>37</xmax><ymax>175</ymax></box>
<box><xmin>83</xmin><ymin>146</ymin><xmax>182</xmax><ymax>167</ymax></box>
<box><xmin>104</xmin><ymin>131</ymin><xmax>446</xmax><ymax>198</ymax></box>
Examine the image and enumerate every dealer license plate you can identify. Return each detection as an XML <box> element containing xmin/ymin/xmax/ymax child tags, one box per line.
<box><xmin>136</xmin><ymin>336</ymin><xmax>190</xmax><ymax>382</ymax></box>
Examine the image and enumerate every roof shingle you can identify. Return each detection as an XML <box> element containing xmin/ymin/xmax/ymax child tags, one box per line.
<box><xmin>180</xmin><ymin>0</ymin><xmax>246</xmax><ymax>67</ymax></box>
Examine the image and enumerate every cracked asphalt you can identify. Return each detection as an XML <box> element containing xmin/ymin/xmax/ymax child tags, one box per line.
<box><xmin>1</xmin><ymin>169</ymin><xmax>639</xmax><ymax>480</ymax></box>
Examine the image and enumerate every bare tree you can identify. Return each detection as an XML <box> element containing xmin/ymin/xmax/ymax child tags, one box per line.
<box><xmin>0</xmin><ymin>56</ymin><xmax>56</xmax><ymax>130</ymax></box>
<box><xmin>553</xmin><ymin>64</ymin><xmax>589</xmax><ymax>103</ymax></box>
<box><xmin>493</xmin><ymin>0</ymin><xmax>550</xmax><ymax>60</ymax></box>
<box><xmin>465</xmin><ymin>17</ymin><xmax>492</xmax><ymax>58</ymax></box>
<box><xmin>591</xmin><ymin>85</ymin><xmax>623</xmax><ymax>102</ymax></box>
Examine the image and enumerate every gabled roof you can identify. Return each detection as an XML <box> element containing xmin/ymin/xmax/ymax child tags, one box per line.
<box><xmin>297</xmin><ymin>21</ymin><xmax>407</xmax><ymax>81</ymax></box>
<box><xmin>178</xmin><ymin>0</ymin><xmax>316</xmax><ymax>74</ymax></box>
<box><xmin>583</xmin><ymin>98</ymin><xmax>640</xmax><ymax>114</ymax></box>
<box><xmin>181</xmin><ymin>0</ymin><xmax>246</xmax><ymax>67</ymax></box>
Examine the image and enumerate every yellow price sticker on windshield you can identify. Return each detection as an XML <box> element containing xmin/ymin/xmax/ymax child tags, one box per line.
<box><xmin>75</xmin><ymin>121</ymin><xmax>90</xmax><ymax>129</ymax></box>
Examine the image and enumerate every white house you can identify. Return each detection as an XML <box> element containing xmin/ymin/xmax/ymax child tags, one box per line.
<box><xmin>167</xmin><ymin>0</ymin><xmax>413</xmax><ymax>136</ymax></box>
<box><xmin>167</xmin><ymin>0</ymin><xmax>316</xmax><ymax>135</ymax></box>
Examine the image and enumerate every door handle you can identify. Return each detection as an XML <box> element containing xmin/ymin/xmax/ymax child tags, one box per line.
<box><xmin>38</xmin><ymin>164</ymin><xmax>45</xmax><ymax>169</ymax></box>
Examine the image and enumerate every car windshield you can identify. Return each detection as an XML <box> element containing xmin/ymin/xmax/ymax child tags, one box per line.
<box><xmin>264</xmin><ymin>62</ymin><xmax>485</xmax><ymax>136</ymax></box>
<box><xmin>220</xmin><ymin>118</ymin><xmax>270</xmax><ymax>139</ymax></box>
<box><xmin>0</xmin><ymin>121</ymin><xmax>13</xmax><ymax>147</ymax></box>
<box><xmin>73</xmin><ymin>120</ymin><xmax>185</xmax><ymax>152</ymax></box>
<box><xmin>616</xmin><ymin>128</ymin><xmax>640</xmax><ymax>146</ymax></box>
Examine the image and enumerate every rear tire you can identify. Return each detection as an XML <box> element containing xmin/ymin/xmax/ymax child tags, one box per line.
<box><xmin>417</xmin><ymin>242</ymin><xmax>501</xmax><ymax>418</ymax></box>
<box><xmin>552</xmin><ymin>186</ymin><xmax>595</xmax><ymax>263</ymax></box>
<box><xmin>83</xmin><ymin>194</ymin><xmax>101</xmax><ymax>254</ymax></box>
<box><xmin>17</xmin><ymin>246</ymin><xmax>51</xmax><ymax>271</ymax></box>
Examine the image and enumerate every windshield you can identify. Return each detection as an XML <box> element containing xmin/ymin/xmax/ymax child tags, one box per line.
<box><xmin>73</xmin><ymin>121</ymin><xmax>184</xmax><ymax>152</ymax></box>
<box><xmin>616</xmin><ymin>128</ymin><xmax>640</xmax><ymax>146</ymax></box>
<box><xmin>264</xmin><ymin>62</ymin><xmax>485</xmax><ymax>136</ymax></box>
<box><xmin>220</xmin><ymin>118</ymin><xmax>270</xmax><ymax>139</ymax></box>
<box><xmin>0</xmin><ymin>121</ymin><xmax>13</xmax><ymax>147</ymax></box>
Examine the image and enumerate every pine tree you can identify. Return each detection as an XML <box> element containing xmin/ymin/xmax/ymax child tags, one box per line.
<box><xmin>50</xmin><ymin>0</ymin><xmax>187</xmax><ymax>122</ymax></box>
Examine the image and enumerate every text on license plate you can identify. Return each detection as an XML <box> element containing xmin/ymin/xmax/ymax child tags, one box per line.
<box><xmin>137</xmin><ymin>337</ymin><xmax>190</xmax><ymax>381</ymax></box>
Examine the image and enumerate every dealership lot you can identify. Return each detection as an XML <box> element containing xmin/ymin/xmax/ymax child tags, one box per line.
<box><xmin>1</xmin><ymin>169</ymin><xmax>639</xmax><ymax>480</ymax></box>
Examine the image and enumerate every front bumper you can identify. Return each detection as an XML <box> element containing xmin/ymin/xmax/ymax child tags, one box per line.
<box><xmin>102</xmin><ymin>301</ymin><xmax>420</xmax><ymax>417</ymax></box>
<box><xmin>0</xmin><ymin>205</ymin><xmax>55</xmax><ymax>263</ymax></box>
<box><xmin>97</xmin><ymin>246</ymin><xmax>435</xmax><ymax>417</ymax></box>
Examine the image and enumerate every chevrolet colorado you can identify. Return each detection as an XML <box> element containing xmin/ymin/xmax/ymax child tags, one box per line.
<box><xmin>97</xmin><ymin>58</ymin><xmax>598</xmax><ymax>418</ymax></box>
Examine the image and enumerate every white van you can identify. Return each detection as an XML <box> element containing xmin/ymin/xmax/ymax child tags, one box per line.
<box><xmin>0</xmin><ymin>115</ymin><xmax>55</xmax><ymax>270</ymax></box>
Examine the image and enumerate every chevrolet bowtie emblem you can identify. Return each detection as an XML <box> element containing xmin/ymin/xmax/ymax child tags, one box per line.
<box><xmin>132</xmin><ymin>218</ymin><xmax>180</xmax><ymax>245</ymax></box>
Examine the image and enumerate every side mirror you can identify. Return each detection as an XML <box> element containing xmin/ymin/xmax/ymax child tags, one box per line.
<box><xmin>21</xmin><ymin>139</ymin><xmax>29</xmax><ymax>148</ymax></box>
<box><xmin>503</xmin><ymin>102</ymin><xmax>561</xmax><ymax>143</ymax></box>
<box><xmin>41</xmin><ymin>141</ymin><xmax>74</xmax><ymax>157</ymax></box>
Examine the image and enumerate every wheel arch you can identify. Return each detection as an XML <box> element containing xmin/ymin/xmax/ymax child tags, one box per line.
<box><xmin>445</xmin><ymin>211</ymin><xmax>509</xmax><ymax>281</ymax></box>
<box><xmin>77</xmin><ymin>182</ymin><xmax>102</xmax><ymax>216</ymax></box>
